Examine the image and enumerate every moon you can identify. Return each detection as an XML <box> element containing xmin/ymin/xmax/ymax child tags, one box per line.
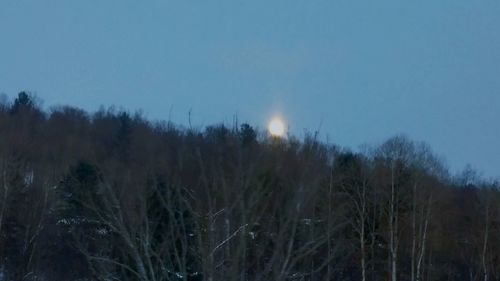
<box><xmin>268</xmin><ymin>118</ymin><xmax>285</xmax><ymax>137</ymax></box>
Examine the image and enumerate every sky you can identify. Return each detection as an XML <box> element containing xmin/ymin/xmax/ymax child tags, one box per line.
<box><xmin>1</xmin><ymin>1</ymin><xmax>499</xmax><ymax>179</ymax></box>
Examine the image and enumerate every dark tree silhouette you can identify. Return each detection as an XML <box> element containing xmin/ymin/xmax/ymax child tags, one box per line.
<box><xmin>0</xmin><ymin>92</ymin><xmax>498</xmax><ymax>280</ymax></box>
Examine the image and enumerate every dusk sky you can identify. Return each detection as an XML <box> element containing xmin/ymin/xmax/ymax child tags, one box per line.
<box><xmin>1</xmin><ymin>1</ymin><xmax>499</xmax><ymax>179</ymax></box>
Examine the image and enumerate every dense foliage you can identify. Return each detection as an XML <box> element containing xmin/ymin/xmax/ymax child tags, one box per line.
<box><xmin>0</xmin><ymin>92</ymin><xmax>499</xmax><ymax>281</ymax></box>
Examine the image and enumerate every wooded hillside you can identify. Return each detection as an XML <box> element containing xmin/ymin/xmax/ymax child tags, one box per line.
<box><xmin>0</xmin><ymin>92</ymin><xmax>499</xmax><ymax>281</ymax></box>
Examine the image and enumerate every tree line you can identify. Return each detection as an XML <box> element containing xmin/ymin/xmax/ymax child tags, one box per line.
<box><xmin>0</xmin><ymin>92</ymin><xmax>499</xmax><ymax>281</ymax></box>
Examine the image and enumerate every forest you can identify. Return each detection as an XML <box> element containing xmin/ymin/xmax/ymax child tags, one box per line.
<box><xmin>0</xmin><ymin>92</ymin><xmax>499</xmax><ymax>281</ymax></box>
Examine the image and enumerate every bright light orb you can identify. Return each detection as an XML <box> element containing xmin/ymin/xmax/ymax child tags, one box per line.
<box><xmin>268</xmin><ymin>118</ymin><xmax>285</xmax><ymax>137</ymax></box>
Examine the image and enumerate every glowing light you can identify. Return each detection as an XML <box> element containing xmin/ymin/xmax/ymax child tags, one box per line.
<box><xmin>268</xmin><ymin>118</ymin><xmax>285</xmax><ymax>137</ymax></box>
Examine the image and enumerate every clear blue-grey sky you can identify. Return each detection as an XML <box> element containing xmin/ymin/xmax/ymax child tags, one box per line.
<box><xmin>1</xmin><ymin>1</ymin><xmax>499</xmax><ymax>179</ymax></box>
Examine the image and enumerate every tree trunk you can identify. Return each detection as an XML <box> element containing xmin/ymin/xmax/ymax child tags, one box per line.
<box><xmin>0</xmin><ymin>167</ymin><xmax>8</xmax><ymax>235</ymax></box>
<box><xmin>389</xmin><ymin>164</ymin><xmax>398</xmax><ymax>281</ymax></box>
<box><xmin>360</xmin><ymin>181</ymin><xmax>367</xmax><ymax>281</ymax></box>
<box><xmin>416</xmin><ymin>194</ymin><xmax>431</xmax><ymax>281</ymax></box>
<box><xmin>411</xmin><ymin>183</ymin><xmax>417</xmax><ymax>281</ymax></box>
<box><xmin>481</xmin><ymin>201</ymin><xmax>489</xmax><ymax>281</ymax></box>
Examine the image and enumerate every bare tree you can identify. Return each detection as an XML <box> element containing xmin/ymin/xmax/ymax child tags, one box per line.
<box><xmin>334</xmin><ymin>152</ymin><xmax>372</xmax><ymax>281</ymax></box>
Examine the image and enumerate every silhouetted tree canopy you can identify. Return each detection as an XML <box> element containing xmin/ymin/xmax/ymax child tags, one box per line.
<box><xmin>0</xmin><ymin>92</ymin><xmax>498</xmax><ymax>281</ymax></box>
<box><xmin>9</xmin><ymin>91</ymin><xmax>35</xmax><ymax>114</ymax></box>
